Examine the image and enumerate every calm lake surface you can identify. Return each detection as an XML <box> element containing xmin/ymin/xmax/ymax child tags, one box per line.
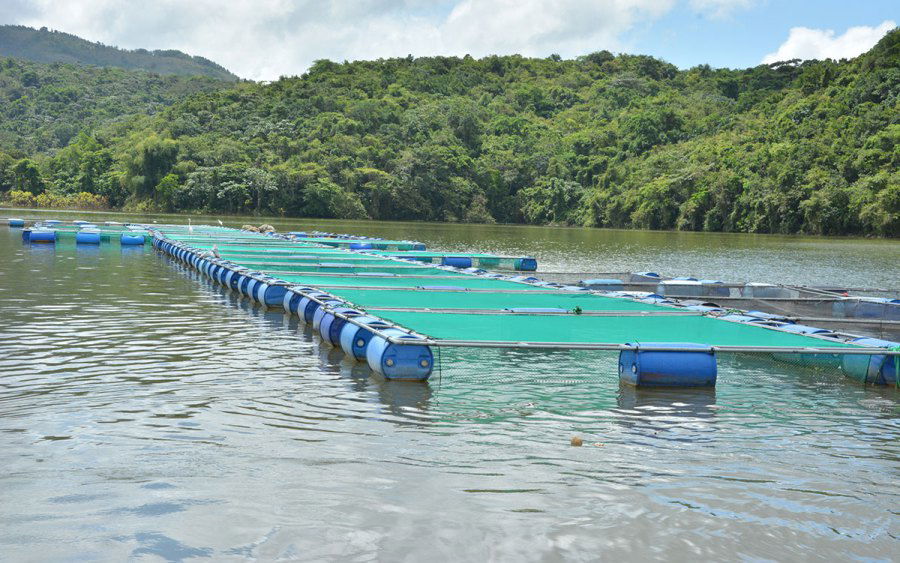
<box><xmin>1</xmin><ymin>210</ymin><xmax>898</xmax><ymax>561</ymax></box>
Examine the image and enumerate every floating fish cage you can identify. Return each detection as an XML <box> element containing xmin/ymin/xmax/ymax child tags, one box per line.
<box><xmin>149</xmin><ymin>224</ymin><xmax>898</xmax><ymax>388</ymax></box>
<box><xmin>15</xmin><ymin>220</ymin><xmax>150</xmax><ymax>246</ymax></box>
<box><xmin>524</xmin><ymin>270</ymin><xmax>900</xmax><ymax>341</ymax></box>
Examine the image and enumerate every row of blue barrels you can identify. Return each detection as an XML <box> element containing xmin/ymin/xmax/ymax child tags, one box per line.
<box><xmin>596</xmin><ymin>288</ymin><xmax>900</xmax><ymax>386</ymax></box>
<box><xmin>716</xmin><ymin>312</ymin><xmax>897</xmax><ymax>385</ymax></box>
<box><xmin>153</xmin><ymin>236</ymin><xmax>434</xmax><ymax>381</ymax></box>
<box><xmin>8</xmin><ymin>218</ymin><xmax>126</xmax><ymax>227</ymax></box>
<box><xmin>20</xmin><ymin>228</ymin><xmax>145</xmax><ymax>245</ymax></box>
<box><xmin>436</xmin><ymin>256</ymin><xmax>537</xmax><ymax>271</ymax></box>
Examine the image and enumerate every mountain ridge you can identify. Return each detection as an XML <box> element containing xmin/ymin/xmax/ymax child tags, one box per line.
<box><xmin>0</xmin><ymin>25</ymin><xmax>238</xmax><ymax>81</ymax></box>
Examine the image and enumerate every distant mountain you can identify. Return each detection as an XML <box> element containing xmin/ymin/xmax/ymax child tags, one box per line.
<box><xmin>0</xmin><ymin>25</ymin><xmax>238</xmax><ymax>81</ymax></box>
<box><xmin>0</xmin><ymin>56</ymin><xmax>231</xmax><ymax>154</ymax></box>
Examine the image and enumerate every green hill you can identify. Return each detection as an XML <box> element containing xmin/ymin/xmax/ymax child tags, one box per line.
<box><xmin>1</xmin><ymin>28</ymin><xmax>897</xmax><ymax>236</ymax></box>
<box><xmin>0</xmin><ymin>56</ymin><xmax>231</xmax><ymax>154</ymax></box>
<box><xmin>0</xmin><ymin>25</ymin><xmax>237</xmax><ymax>81</ymax></box>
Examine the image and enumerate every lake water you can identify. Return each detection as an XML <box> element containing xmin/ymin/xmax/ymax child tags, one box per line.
<box><xmin>0</xmin><ymin>212</ymin><xmax>898</xmax><ymax>561</ymax></box>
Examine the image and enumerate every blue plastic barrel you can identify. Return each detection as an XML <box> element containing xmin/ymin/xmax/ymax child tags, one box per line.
<box><xmin>222</xmin><ymin>268</ymin><xmax>238</xmax><ymax>288</ymax></box>
<box><xmin>239</xmin><ymin>275</ymin><xmax>255</xmax><ymax>296</ymax></box>
<box><xmin>75</xmin><ymin>229</ymin><xmax>101</xmax><ymax>244</ymax></box>
<box><xmin>217</xmin><ymin>266</ymin><xmax>231</xmax><ymax>285</ymax></box>
<box><xmin>300</xmin><ymin>292</ymin><xmax>333</xmax><ymax>323</ymax></box>
<box><xmin>255</xmin><ymin>281</ymin><xmax>289</xmax><ymax>307</ymax></box>
<box><xmin>365</xmin><ymin>328</ymin><xmax>434</xmax><ymax>380</ymax></box>
<box><xmin>245</xmin><ymin>278</ymin><xmax>260</xmax><ymax>300</ymax></box>
<box><xmin>618</xmin><ymin>343</ymin><xmax>717</xmax><ymax>387</ymax></box>
<box><xmin>120</xmin><ymin>233</ymin><xmax>144</xmax><ymax>245</ymax></box>
<box><xmin>8</xmin><ymin>218</ymin><xmax>25</xmax><ymax>228</ymax></box>
<box><xmin>312</xmin><ymin>300</ymin><xmax>345</xmax><ymax>331</ymax></box>
<box><xmin>514</xmin><ymin>257</ymin><xmax>538</xmax><ymax>271</ymax></box>
<box><xmin>339</xmin><ymin>316</ymin><xmax>393</xmax><ymax>360</ymax></box>
<box><xmin>283</xmin><ymin>290</ymin><xmax>301</xmax><ymax>313</ymax></box>
<box><xmin>412</xmin><ymin>243</ymin><xmax>427</xmax><ymax>251</ymax></box>
<box><xmin>349</xmin><ymin>242</ymin><xmax>373</xmax><ymax>250</ymax></box>
<box><xmin>21</xmin><ymin>228</ymin><xmax>31</xmax><ymax>242</ymax></box>
<box><xmin>841</xmin><ymin>338</ymin><xmax>898</xmax><ymax>385</ymax></box>
<box><xmin>29</xmin><ymin>229</ymin><xmax>56</xmax><ymax>243</ymax></box>
<box><xmin>319</xmin><ymin>307</ymin><xmax>363</xmax><ymax>346</ymax></box>
<box><xmin>442</xmin><ymin>256</ymin><xmax>473</xmax><ymax>269</ymax></box>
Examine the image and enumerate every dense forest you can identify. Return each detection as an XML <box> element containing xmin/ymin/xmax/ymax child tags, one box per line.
<box><xmin>1</xmin><ymin>28</ymin><xmax>897</xmax><ymax>236</ymax></box>
<box><xmin>0</xmin><ymin>25</ymin><xmax>237</xmax><ymax>80</ymax></box>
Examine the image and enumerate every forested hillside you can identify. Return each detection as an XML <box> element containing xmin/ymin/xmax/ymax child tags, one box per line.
<box><xmin>1</xmin><ymin>28</ymin><xmax>897</xmax><ymax>236</ymax></box>
<box><xmin>0</xmin><ymin>56</ymin><xmax>231</xmax><ymax>155</ymax></box>
<box><xmin>0</xmin><ymin>25</ymin><xmax>237</xmax><ymax>81</ymax></box>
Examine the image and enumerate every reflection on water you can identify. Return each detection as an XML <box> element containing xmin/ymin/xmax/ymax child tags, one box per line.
<box><xmin>616</xmin><ymin>384</ymin><xmax>717</xmax><ymax>416</ymax></box>
<box><xmin>0</xmin><ymin>226</ymin><xmax>898</xmax><ymax>561</ymax></box>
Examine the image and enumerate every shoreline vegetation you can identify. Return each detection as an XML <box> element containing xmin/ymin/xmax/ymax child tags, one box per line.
<box><xmin>0</xmin><ymin>26</ymin><xmax>897</xmax><ymax>237</ymax></box>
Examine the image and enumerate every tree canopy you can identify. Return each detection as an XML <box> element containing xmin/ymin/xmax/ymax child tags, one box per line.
<box><xmin>1</xmin><ymin>28</ymin><xmax>897</xmax><ymax>236</ymax></box>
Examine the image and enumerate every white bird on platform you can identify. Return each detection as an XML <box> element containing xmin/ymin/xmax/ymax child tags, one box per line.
<box><xmin>200</xmin><ymin>244</ymin><xmax>220</xmax><ymax>259</ymax></box>
<box><xmin>188</xmin><ymin>218</ymin><xmax>193</xmax><ymax>234</ymax></box>
<box><xmin>217</xmin><ymin>219</ymin><xmax>223</xmax><ymax>226</ymax></box>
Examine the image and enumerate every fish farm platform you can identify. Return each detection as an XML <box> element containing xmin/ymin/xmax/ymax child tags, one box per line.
<box><xmin>135</xmin><ymin>223</ymin><xmax>898</xmax><ymax>387</ymax></box>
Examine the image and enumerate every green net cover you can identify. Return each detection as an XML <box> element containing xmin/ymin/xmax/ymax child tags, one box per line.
<box><xmin>327</xmin><ymin>288</ymin><xmax>662</xmax><ymax>312</ymax></box>
<box><xmin>255</xmin><ymin>265</ymin><xmax>467</xmax><ymax>276</ymax></box>
<box><xmin>278</xmin><ymin>274</ymin><xmax>548</xmax><ymax>291</ymax></box>
<box><xmin>368</xmin><ymin>251</ymin><xmax>501</xmax><ymax>258</ymax></box>
<box><xmin>365</xmin><ymin>310</ymin><xmax>856</xmax><ymax>348</ymax></box>
<box><xmin>229</xmin><ymin>256</ymin><xmax>433</xmax><ymax>267</ymax></box>
<box><xmin>217</xmin><ymin>253</ymin><xmax>392</xmax><ymax>263</ymax></box>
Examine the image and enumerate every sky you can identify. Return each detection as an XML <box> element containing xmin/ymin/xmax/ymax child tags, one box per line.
<box><xmin>0</xmin><ymin>0</ymin><xmax>896</xmax><ymax>80</ymax></box>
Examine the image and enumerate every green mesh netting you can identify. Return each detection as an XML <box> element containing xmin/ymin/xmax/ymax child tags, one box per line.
<box><xmin>277</xmin><ymin>274</ymin><xmax>548</xmax><ymax>290</ymax></box>
<box><xmin>252</xmin><ymin>264</ymin><xmax>467</xmax><ymax>276</ymax></box>
<box><xmin>327</xmin><ymin>288</ymin><xmax>662</xmax><ymax>312</ymax></box>
<box><xmin>366</xmin><ymin>310</ymin><xmax>855</xmax><ymax>348</ymax></box>
<box><xmin>368</xmin><ymin>251</ymin><xmax>500</xmax><ymax>258</ymax></box>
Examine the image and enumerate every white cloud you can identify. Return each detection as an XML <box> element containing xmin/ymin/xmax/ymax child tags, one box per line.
<box><xmin>5</xmin><ymin>0</ymin><xmax>679</xmax><ymax>80</ymax></box>
<box><xmin>688</xmin><ymin>0</ymin><xmax>755</xmax><ymax>20</ymax></box>
<box><xmin>762</xmin><ymin>20</ymin><xmax>896</xmax><ymax>64</ymax></box>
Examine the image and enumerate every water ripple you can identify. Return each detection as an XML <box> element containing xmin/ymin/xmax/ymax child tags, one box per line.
<box><xmin>0</xmin><ymin>227</ymin><xmax>897</xmax><ymax>561</ymax></box>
